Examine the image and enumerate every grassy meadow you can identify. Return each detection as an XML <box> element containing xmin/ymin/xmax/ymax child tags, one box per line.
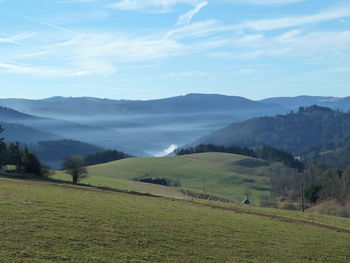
<box><xmin>54</xmin><ymin>152</ymin><xmax>272</xmax><ymax>202</ymax></box>
<box><xmin>1</xmin><ymin>176</ymin><xmax>350</xmax><ymax>262</ymax></box>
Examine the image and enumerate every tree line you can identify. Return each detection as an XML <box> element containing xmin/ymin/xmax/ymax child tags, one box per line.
<box><xmin>0</xmin><ymin>125</ymin><xmax>133</xmax><ymax>184</ymax></box>
<box><xmin>0</xmin><ymin>128</ymin><xmax>87</xmax><ymax>184</ymax></box>
<box><xmin>176</xmin><ymin>144</ymin><xmax>303</xmax><ymax>170</ymax></box>
<box><xmin>176</xmin><ymin>144</ymin><xmax>257</xmax><ymax>158</ymax></box>
<box><xmin>0</xmin><ymin>127</ymin><xmax>48</xmax><ymax>176</ymax></box>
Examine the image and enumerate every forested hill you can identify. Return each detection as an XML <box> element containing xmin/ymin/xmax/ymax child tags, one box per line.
<box><xmin>194</xmin><ymin>105</ymin><xmax>350</xmax><ymax>155</ymax></box>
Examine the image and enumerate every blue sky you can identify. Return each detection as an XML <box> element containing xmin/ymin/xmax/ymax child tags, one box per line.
<box><xmin>0</xmin><ymin>0</ymin><xmax>350</xmax><ymax>100</ymax></box>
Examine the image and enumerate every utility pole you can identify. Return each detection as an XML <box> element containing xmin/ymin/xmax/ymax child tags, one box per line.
<box><xmin>299</xmin><ymin>171</ymin><xmax>305</xmax><ymax>213</ymax></box>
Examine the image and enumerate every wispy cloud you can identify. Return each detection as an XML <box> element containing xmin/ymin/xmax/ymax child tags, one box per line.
<box><xmin>3</xmin><ymin>1</ymin><xmax>350</xmax><ymax>79</ymax></box>
<box><xmin>236</xmin><ymin>30</ymin><xmax>350</xmax><ymax>59</ymax></box>
<box><xmin>327</xmin><ymin>67</ymin><xmax>350</xmax><ymax>73</ymax></box>
<box><xmin>235</xmin><ymin>5</ymin><xmax>350</xmax><ymax>31</ymax></box>
<box><xmin>166</xmin><ymin>71</ymin><xmax>208</xmax><ymax>79</ymax></box>
<box><xmin>165</xmin><ymin>19</ymin><xmax>221</xmax><ymax>38</ymax></box>
<box><xmin>177</xmin><ymin>1</ymin><xmax>207</xmax><ymax>25</ymax></box>
<box><xmin>61</xmin><ymin>0</ymin><xmax>97</xmax><ymax>2</ymax></box>
<box><xmin>223</xmin><ymin>0</ymin><xmax>306</xmax><ymax>6</ymax></box>
<box><xmin>0</xmin><ymin>62</ymin><xmax>89</xmax><ymax>77</ymax></box>
<box><xmin>110</xmin><ymin>0</ymin><xmax>199</xmax><ymax>11</ymax></box>
<box><xmin>48</xmin><ymin>9</ymin><xmax>110</xmax><ymax>24</ymax></box>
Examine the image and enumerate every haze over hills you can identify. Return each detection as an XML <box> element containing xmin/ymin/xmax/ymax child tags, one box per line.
<box><xmin>0</xmin><ymin>106</ymin><xmax>146</xmax><ymax>166</ymax></box>
<box><xmin>0</xmin><ymin>94</ymin><xmax>287</xmax><ymax>158</ymax></box>
<box><xmin>29</xmin><ymin>140</ymin><xmax>104</xmax><ymax>169</ymax></box>
<box><xmin>1</xmin><ymin>94</ymin><xmax>350</xmax><ymax>164</ymax></box>
<box><xmin>0</xmin><ymin>122</ymin><xmax>62</xmax><ymax>144</ymax></box>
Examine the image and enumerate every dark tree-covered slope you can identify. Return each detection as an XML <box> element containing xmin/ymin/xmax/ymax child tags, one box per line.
<box><xmin>195</xmin><ymin>106</ymin><xmax>350</xmax><ymax>155</ymax></box>
<box><xmin>28</xmin><ymin>140</ymin><xmax>104</xmax><ymax>169</ymax></box>
<box><xmin>85</xmin><ymin>150</ymin><xmax>133</xmax><ymax>166</ymax></box>
<box><xmin>1</xmin><ymin>122</ymin><xmax>61</xmax><ymax>143</ymax></box>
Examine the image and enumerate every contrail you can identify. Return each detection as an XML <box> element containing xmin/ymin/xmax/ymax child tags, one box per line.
<box><xmin>0</xmin><ymin>9</ymin><xmax>80</xmax><ymax>36</ymax></box>
<box><xmin>0</xmin><ymin>33</ymin><xmax>35</xmax><ymax>47</ymax></box>
<box><xmin>16</xmin><ymin>14</ymin><xmax>80</xmax><ymax>35</ymax></box>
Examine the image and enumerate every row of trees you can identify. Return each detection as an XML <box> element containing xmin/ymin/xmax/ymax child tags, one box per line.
<box><xmin>177</xmin><ymin>144</ymin><xmax>303</xmax><ymax>171</ymax></box>
<box><xmin>303</xmin><ymin>165</ymin><xmax>350</xmax><ymax>205</ymax></box>
<box><xmin>0</xmin><ymin>138</ymin><xmax>46</xmax><ymax>176</ymax></box>
<box><xmin>176</xmin><ymin>144</ymin><xmax>257</xmax><ymax>158</ymax></box>
<box><xmin>257</xmin><ymin>145</ymin><xmax>304</xmax><ymax>171</ymax></box>
<box><xmin>263</xmin><ymin>159</ymin><xmax>350</xmax><ymax>215</ymax></box>
<box><xmin>85</xmin><ymin>150</ymin><xmax>132</xmax><ymax>166</ymax></box>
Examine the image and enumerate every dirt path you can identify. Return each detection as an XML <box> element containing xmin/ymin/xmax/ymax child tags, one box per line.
<box><xmin>200</xmin><ymin>203</ymin><xmax>350</xmax><ymax>235</ymax></box>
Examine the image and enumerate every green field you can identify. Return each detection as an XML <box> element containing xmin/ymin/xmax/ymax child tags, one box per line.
<box><xmin>1</xmin><ymin>176</ymin><xmax>350</xmax><ymax>263</ymax></box>
<box><xmin>54</xmin><ymin>153</ymin><xmax>272</xmax><ymax>202</ymax></box>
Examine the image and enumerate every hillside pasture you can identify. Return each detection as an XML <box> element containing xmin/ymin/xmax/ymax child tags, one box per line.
<box><xmin>1</xmin><ymin>177</ymin><xmax>350</xmax><ymax>262</ymax></box>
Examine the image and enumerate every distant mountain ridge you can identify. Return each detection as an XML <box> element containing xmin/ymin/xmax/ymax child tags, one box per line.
<box><xmin>260</xmin><ymin>95</ymin><xmax>350</xmax><ymax>111</ymax></box>
<box><xmin>0</xmin><ymin>93</ymin><xmax>284</xmax><ymax>118</ymax></box>
<box><xmin>0</xmin><ymin>105</ymin><xmax>37</xmax><ymax>122</ymax></box>
<box><xmin>1</xmin><ymin>94</ymin><xmax>349</xmax><ymax>119</ymax></box>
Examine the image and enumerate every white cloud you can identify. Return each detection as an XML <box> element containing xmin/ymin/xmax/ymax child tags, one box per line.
<box><xmin>70</xmin><ymin>33</ymin><xmax>188</xmax><ymax>63</ymax></box>
<box><xmin>0</xmin><ymin>62</ymin><xmax>89</xmax><ymax>77</ymax></box>
<box><xmin>224</xmin><ymin>0</ymin><xmax>305</xmax><ymax>6</ymax></box>
<box><xmin>165</xmin><ymin>19</ymin><xmax>220</xmax><ymax>38</ymax></box>
<box><xmin>3</xmin><ymin>2</ymin><xmax>350</xmax><ymax>78</ymax></box>
<box><xmin>236</xmin><ymin>6</ymin><xmax>350</xmax><ymax>31</ymax></box>
<box><xmin>5</xmin><ymin>26</ymin><xmax>350</xmax><ymax>77</ymax></box>
<box><xmin>177</xmin><ymin>1</ymin><xmax>208</xmax><ymax>25</ymax></box>
<box><xmin>155</xmin><ymin>144</ymin><xmax>178</xmax><ymax>157</ymax></box>
<box><xmin>48</xmin><ymin>10</ymin><xmax>110</xmax><ymax>24</ymax></box>
<box><xmin>111</xmin><ymin>0</ymin><xmax>199</xmax><ymax>11</ymax></box>
<box><xmin>236</xmin><ymin>30</ymin><xmax>350</xmax><ymax>59</ymax></box>
<box><xmin>62</xmin><ymin>0</ymin><xmax>97</xmax><ymax>2</ymax></box>
<box><xmin>166</xmin><ymin>71</ymin><xmax>207</xmax><ymax>79</ymax></box>
<box><xmin>327</xmin><ymin>67</ymin><xmax>350</xmax><ymax>73</ymax></box>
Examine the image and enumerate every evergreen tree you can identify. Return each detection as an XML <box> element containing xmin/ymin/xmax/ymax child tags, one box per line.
<box><xmin>22</xmin><ymin>151</ymin><xmax>42</xmax><ymax>175</ymax></box>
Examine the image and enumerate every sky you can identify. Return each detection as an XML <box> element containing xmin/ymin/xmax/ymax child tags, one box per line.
<box><xmin>0</xmin><ymin>0</ymin><xmax>350</xmax><ymax>100</ymax></box>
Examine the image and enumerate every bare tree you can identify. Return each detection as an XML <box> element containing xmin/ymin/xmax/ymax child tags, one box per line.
<box><xmin>63</xmin><ymin>156</ymin><xmax>88</xmax><ymax>183</ymax></box>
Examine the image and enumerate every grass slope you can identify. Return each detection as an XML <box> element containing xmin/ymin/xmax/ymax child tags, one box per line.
<box><xmin>55</xmin><ymin>152</ymin><xmax>271</xmax><ymax>202</ymax></box>
<box><xmin>1</xmin><ymin>177</ymin><xmax>350</xmax><ymax>262</ymax></box>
